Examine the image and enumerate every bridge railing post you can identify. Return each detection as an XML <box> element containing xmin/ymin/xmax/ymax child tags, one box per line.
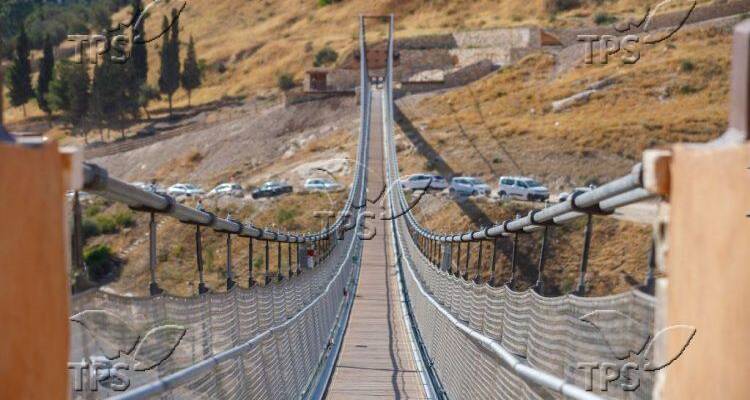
<box><xmin>463</xmin><ymin>241</ymin><xmax>471</xmax><ymax>281</ymax></box>
<box><xmin>533</xmin><ymin>225</ymin><xmax>549</xmax><ymax>295</ymax></box>
<box><xmin>148</xmin><ymin>212</ymin><xmax>162</xmax><ymax>295</ymax></box>
<box><xmin>489</xmin><ymin>238</ymin><xmax>498</xmax><ymax>286</ymax></box>
<box><xmin>225</xmin><ymin>232</ymin><xmax>235</xmax><ymax>290</ymax></box>
<box><xmin>575</xmin><ymin>214</ymin><xmax>593</xmax><ymax>296</ymax></box>
<box><xmin>296</xmin><ymin>242</ymin><xmax>302</xmax><ymax>275</ymax></box>
<box><xmin>474</xmin><ymin>239</ymin><xmax>483</xmax><ymax>284</ymax></box>
<box><xmin>455</xmin><ymin>241</ymin><xmax>462</xmax><ymax>277</ymax></box>
<box><xmin>264</xmin><ymin>240</ymin><xmax>270</xmax><ymax>285</ymax></box>
<box><xmin>248</xmin><ymin>237</ymin><xmax>255</xmax><ymax>287</ymax></box>
<box><xmin>653</xmin><ymin>21</ymin><xmax>750</xmax><ymax>399</ymax></box>
<box><xmin>507</xmin><ymin>231</ymin><xmax>518</xmax><ymax>288</ymax></box>
<box><xmin>195</xmin><ymin>226</ymin><xmax>209</xmax><ymax>294</ymax></box>
<box><xmin>276</xmin><ymin>240</ymin><xmax>283</xmax><ymax>282</ymax></box>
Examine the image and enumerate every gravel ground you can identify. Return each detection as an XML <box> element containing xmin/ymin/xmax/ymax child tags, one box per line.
<box><xmin>92</xmin><ymin>96</ymin><xmax>359</xmax><ymax>187</ymax></box>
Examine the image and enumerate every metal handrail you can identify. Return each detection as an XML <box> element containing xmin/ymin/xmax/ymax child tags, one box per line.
<box><xmin>402</xmin><ymin>164</ymin><xmax>655</xmax><ymax>243</ymax></box>
<box><xmin>81</xmin><ymin>78</ymin><xmax>371</xmax><ymax>244</ymax></box>
<box><xmin>380</xmin><ymin>29</ymin><xmax>607</xmax><ymax>399</ymax></box>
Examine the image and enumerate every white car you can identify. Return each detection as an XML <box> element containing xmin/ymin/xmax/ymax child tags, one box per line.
<box><xmin>132</xmin><ymin>181</ymin><xmax>165</xmax><ymax>194</ymax></box>
<box><xmin>558</xmin><ymin>186</ymin><xmax>593</xmax><ymax>202</ymax></box>
<box><xmin>207</xmin><ymin>183</ymin><xmax>244</xmax><ymax>198</ymax></box>
<box><xmin>304</xmin><ymin>178</ymin><xmax>342</xmax><ymax>192</ymax></box>
<box><xmin>449</xmin><ymin>176</ymin><xmax>491</xmax><ymax>196</ymax></box>
<box><xmin>167</xmin><ymin>183</ymin><xmax>204</xmax><ymax>197</ymax></box>
<box><xmin>400</xmin><ymin>174</ymin><xmax>449</xmax><ymax>191</ymax></box>
<box><xmin>497</xmin><ymin>176</ymin><xmax>549</xmax><ymax>201</ymax></box>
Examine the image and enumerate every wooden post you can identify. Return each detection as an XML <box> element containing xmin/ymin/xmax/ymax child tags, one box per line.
<box><xmin>0</xmin><ymin>141</ymin><xmax>79</xmax><ymax>400</ymax></box>
<box><xmin>655</xmin><ymin>20</ymin><xmax>750</xmax><ymax>400</ymax></box>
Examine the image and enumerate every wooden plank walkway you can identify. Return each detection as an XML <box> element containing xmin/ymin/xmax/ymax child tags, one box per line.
<box><xmin>326</xmin><ymin>91</ymin><xmax>428</xmax><ymax>399</ymax></box>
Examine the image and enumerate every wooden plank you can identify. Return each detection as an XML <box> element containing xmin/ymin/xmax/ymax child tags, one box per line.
<box><xmin>327</xmin><ymin>91</ymin><xmax>428</xmax><ymax>399</ymax></box>
<box><xmin>658</xmin><ymin>143</ymin><xmax>750</xmax><ymax>399</ymax></box>
<box><xmin>0</xmin><ymin>142</ymin><xmax>71</xmax><ymax>400</ymax></box>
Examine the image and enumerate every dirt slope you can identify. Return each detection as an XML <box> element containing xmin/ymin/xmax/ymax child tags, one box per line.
<box><xmin>389</xmin><ymin>22</ymin><xmax>734</xmax><ymax>295</ymax></box>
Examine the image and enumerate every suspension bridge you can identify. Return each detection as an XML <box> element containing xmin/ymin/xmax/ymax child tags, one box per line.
<box><xmin>2</xmin><ymin>14</ymin><xmax>750</xmax><ymax>400</ymax></box>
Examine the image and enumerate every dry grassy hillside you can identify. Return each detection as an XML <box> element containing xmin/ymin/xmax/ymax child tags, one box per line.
<box><xmin>396</xmin><ymin>23</ymin><xmax>731</xmax><ymax>186</ymax></box>
<box><xmin>391</xmin><ymin>23</ymin><xmax>733</xmax><ymax>295</ymax></box>
<box><xmin>4</xmin><ymin>0</ymin><xmax>707</xmax><ymax>125</ymax></box>
<box><xmin>83</xmin><ymin>125</ymin><xmax>357</xmax><ymax>297</ymax></box>
<box><xmin>109</xmin><ymin>0</ymin><xmax>708</xmax><ymax>111</ymax></box>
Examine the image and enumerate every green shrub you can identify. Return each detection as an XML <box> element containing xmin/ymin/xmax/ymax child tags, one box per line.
<box><xmin>680</xmin><ymin>59</ymin><xmax>695</xmax><ymax>72</ymax></box>
<box><xmin>277</xmin><ymin>72</ymin><xmax>295</xmax><ymax>91</ymax></box>
<box><xmin>593</xmin><ymin>12</ymin><xmax>617</xmax><ymax>26</ymax></box>
<box><xmin>276</xmin><ymin>208</ymin><xmax>297</xmax><ymax>225</ymax></box>
<box><xmin>84</xmin><ymin>204</ymin><xmax>102</xmax><ymax>218</ymax></box>
<box><xmin>84</xmin><ymin>244</ymin><xmax>117</xmax><ymax>281</ymax></box>
<box><xmin>544</xmin><ymin>0</ymin><xmax>580</xmax><ymax>14</ymax></box>
<box><xmin>679</xmin><ymin>84</ymin><xmax>699</xmax><ymax>95</ymax></box>
<box><xmin>82</xmin><ymin>218</ymin><xmax>101</xmax><ymax>239</ymax></box>
<box><xmin>313</xmin><ymin>46</ymin><xmax>338</xmax><ymax>67</ymax></box>
<box><xmin>93</xmin><ymin>214</ymin><xmax>118</xmax><ymax>234</ymax></box>
<box><xmin>112</xmin><ymin>210</ymin><xmax>135</xmax><ymax>228</ymax></box>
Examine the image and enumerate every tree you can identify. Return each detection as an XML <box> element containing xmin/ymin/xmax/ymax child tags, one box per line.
<box><xmin>313</xmin><ymin>46</ymin><xmax>338</xmax><ymax>67</ymax></box>
<box><xmin>130</xmin><ymin>0</ymin><xmax>148</xmax><ymax>85</ymax></box>
<box><xmin>90</xmin><ymin>29</ymin><xmax>140</xmax><ymax>140</ymax></box>
<box><xmin>158</xmin><ymin>10</ymin><xmax>180</xmax><ymax>118</ymax></box>
<box><xmin>36</xmin><ymin>35</ymin><xmax>54</xmax><ymax>120</ymax></box>
<box><xmin>49</xmin><ymin>60</ymin><xmax>90</xmax><ymax>141</ymax></box>
<box><xmin>277</xmin><ymin>72</ymin><xmax>294</xmax><ymax>91</ymax></box>
<box><xmin>181</xmin><ymin>36</ymin><xmax>201</xmax><ymax>107</ymax></box>
<box><xmin>6</xmin><ymin>25</ymin><xmax>33</xmax><ymax>116</ymax></box>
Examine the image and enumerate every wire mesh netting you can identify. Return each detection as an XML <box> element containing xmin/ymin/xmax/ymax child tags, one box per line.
<box><xmin>395</xmin><ymin>214</ymin><xmax>656</xmax><ymax>400</ymax></box>
<box><xmin>68</xmin><ymin>224</ymin><xmax>362</xmax><ymax>399</ymax></box>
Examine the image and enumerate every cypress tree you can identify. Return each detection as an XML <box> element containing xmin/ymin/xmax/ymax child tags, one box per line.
<box><xmin>131</xmin><ymin>0</ymin><xmax>148</xmax><ymax>85</ymax></box>
<box><xmin>91</xmin><ymin>28</ymin><xmax>140</xmax><ymax>140</ymax></box>
<box><xmin>36</xmin><ymin>35</ymin><xmax>54</xmax><ymax>120</ymax></box>
<box><xmin>6</xmin><ymin>25</ymin><xmax>33</xmax><ymax>116</ymax></box>
<box><xmin>181</xmin><ymin>36</ymin><xmax>201</xmax><ymax>107</ymax></box>
<box><xmin>69</xmin><ymin>62</ymin><xmax>90</xmax><ymax>137</ymax></box>
<box><xmin>49</xmin><ymin>60</ymin><xmax>90</xmax><ymax>140</ymax></box>
<box><xmin>158</xmin><ymin>10</ymin><xmax>180</xmax><ymax>118</ymax></box>
<box><xmin>91</xmin><ymin>52</ymin><xmax>124</xmax><ymax>139</ymax></box>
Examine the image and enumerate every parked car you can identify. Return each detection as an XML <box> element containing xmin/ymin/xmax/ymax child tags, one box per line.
<box><xmin>207</xmin><ymin>183</ymin><xmax>244</xmax><ymax>198</ymax></box>
<box><xmin>132</xmin><ymin>181</ymin><xmax>165</xmax><ymax>194</ymax></box>
<box><xmin>497</xmin><ymin>176</ymin><xmax>549</xmax><ymax>201</ymax></box>
<box><xmin>167</xmin><ymin>183</ymin><xmax>204</xmax><ymax>197</ymax></box>
<box><xmin>400</xmin><ymin>173</ymin><xmax>449</xmax><ymax>191</ymax></box>
<box><xmin>558</xmin><ymin>186</ymin><xmax>593</xmax><ymax>202</ymax></box>
<box><xmin>450</xmin><ymin>176</ymin><xmax>491</xmax><ymax>196</ymax></box>
<box><xmin>304</xmin><ymin>178</ymin><xmax>343</xmax><ymax>192</ymax></box>
<box><xmin>251</xmin><ymin>181</ymin><xmax>293</xmax><ymax>199</ymax></box>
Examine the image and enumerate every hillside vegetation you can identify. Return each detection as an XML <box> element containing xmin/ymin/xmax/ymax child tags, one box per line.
<box><xmin>3</xmin><ymin>0</ymin><xmax>706</xmax><ymax>125</ymax></box>
<box><xmin>397</xmin><ymin>23</ymin><xmax>730</xmax><ymax>185</ymax></box>
<box><xmin>390</xmin><ymin>23</ymin><xmax>732</xmax><ymax>295</ymax></box>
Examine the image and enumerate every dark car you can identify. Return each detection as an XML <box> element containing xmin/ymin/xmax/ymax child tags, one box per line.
<box><xmin>251</xmin><ymin>181</ymin><xmax>293</xmax><ymax>199</ymax></box>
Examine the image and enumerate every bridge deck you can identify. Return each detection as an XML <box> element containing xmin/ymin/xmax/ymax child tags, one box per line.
<box><xmin>326</xmin><ymin>91</ymin><xmax>428</xmax><ymax>399</ymax></box>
